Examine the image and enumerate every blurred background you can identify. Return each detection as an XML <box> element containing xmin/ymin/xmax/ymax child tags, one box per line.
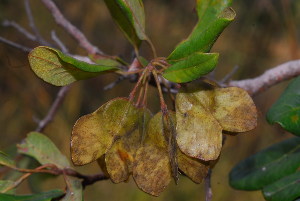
<box><xmin>0</xmin><ymin>0</ymin><xmax>299</xmax><ymax>200</ymax></box>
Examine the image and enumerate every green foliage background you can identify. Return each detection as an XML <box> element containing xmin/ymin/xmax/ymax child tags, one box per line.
<box><xmin>0</xmin><ymin>0</ymin><xmax>299</xmax><ymax>200</ymax></box>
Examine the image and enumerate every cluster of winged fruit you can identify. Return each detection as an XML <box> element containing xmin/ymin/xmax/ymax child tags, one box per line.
<box><xmin>71</xmin><ymin>82</ymin><xmax>257</xmax><ymax>196</ymax></box>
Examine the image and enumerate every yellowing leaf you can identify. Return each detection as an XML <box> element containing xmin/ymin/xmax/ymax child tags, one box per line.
<box><xmin>177</xmin><ymin>150</ymin><xmax>210</xmax><ymax>184</ymax></box>
<box><xmin>213</xmin><ymin>87</ymin><xmax>257</xmax><ymax>132</ymax></box>
<box><xmin>132</xmin><ymin>112</ymin><xmax>173</xmax><ymax>196</ymax></box>
<box><xmin>105</xmin><ymin>140</ymin><xmax>132</xmax><ymax>183</ymax></box>
<box><xmin>71</xmin><ymin>98</ymin><xmax>140</xmax><ymax>165</ymax></box>
<box><xmin>105</xmin><ymin>108</ymin><xmax>151</xmax><ymax>183</ymax></box>
<box><xmin>176</xmin><ymin>84</ymin><xmax>257</xmax><ymax>161</ymax></box>
<box><xmin>176</xmin><ymin>91</ymin><xmax>223</xmax><ymax>160</ymax></box>
<box><xmin>133</xmin><ymin>144</ymin><xmax>171</xmax><ymax>196</ymax></box>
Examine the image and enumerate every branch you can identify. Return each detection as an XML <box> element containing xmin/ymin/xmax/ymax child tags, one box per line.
<box><xmin>24</xmin><ymin>0</ymin><xmax>50</xmax><ymax>46</ymax></box>
<box><xmin>40</xmin><ymin>0</ymin><xmax>102</xmax><ymax>55</ymax></box>
<box><xmin>35</xmin><ymin>85</ymin><xmax>71</xmax><ymax>132</ymax></box>
<box><xmin>0</xmin><ymin>36</ymin><xmax>32</xmax><ymax>53</ymax></box>
<box><xmin>51</xmin><ymin>30</ymin><xmax>69</xmax><ymax>53</ymax></box>
<box><xmin>229</xmin><ymin>59</ymin><xmax>300</xmax><ymax>95</ymax></box>
<box><xmin>62</xmin><ymin>168</ymin><xmax>108</xmax><ymax>187</ymax></box>
<box><xmin>2</xmin><ymin>164</ymin><xmax>108</xmax><ymax>192</ymax></box>
<box><xmin>2</xmin><ymin>20</ymin><xmax>36</xmax><ymax>41</ymax></box>
<box><xmin>205</xmin><ymin>169</ymin><xmax>212</xmax><ymax>201</ymax></box>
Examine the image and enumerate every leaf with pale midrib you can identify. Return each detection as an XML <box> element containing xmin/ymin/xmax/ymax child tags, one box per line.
<box><xmin>267</xmin><ymin>76</ymin><xmax>300</xmax><ymax>136</ymax></box>
<box><xmin>229</xmin><ymin>137</ymin><xmax>300</xmax><ymax>190</ymax></box>
<box><xmin>163</xmin><ymin>52</ymin><xmax>218</xmax><ymax>83</ymax></box>
<box><xmin>168</xmin><ymin>0</ymin><xmax>235</xmax><ymax>60</ymax></box>
<box><xmin>263</xmin><ymin>171</ymin><xmax>300</xmax><ymax>201</ymax></box>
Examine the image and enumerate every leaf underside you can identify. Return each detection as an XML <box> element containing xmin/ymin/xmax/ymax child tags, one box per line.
<box><xmin>28</xmin><ymin>46</ymin><xmax>119</xmax><ymax>86</ymax></box>
<box><xmin>18</xmin><ymin>132</ymin><xmax>70</xmax><ymax>169</ymax></box>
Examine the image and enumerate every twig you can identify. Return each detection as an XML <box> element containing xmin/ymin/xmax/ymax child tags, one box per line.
<box><xmin>24</xmin><ymin>0</ymin><xmax>50</xmax><ymax>46</ymax></box>
<box><xmin>2</xmin><ymin>164</ymin><xmax>54</xmax><ymax>193</ymax></box>
<box><xmin>103</xmin><ymin>76</ymin><xmax>125</xmax><ymax>90</ymax></box>
<box><xmin>62</xmin><ymin>168</ymin><xmax>108</xmax><ymax>187</ymax></box>
<box><xmin>220</xmin><ymin>65</ymin><xmax>239</xmax><ymax>84</ymax></box>
<box><xmin>0</xmin><ymin>36</ymin><xmax>32</xmax><ymax>53</ymax></box>
<box><xmin>51</xmin><ymin>30</ymin><xmax>69</xmax><ymax>53</ymax></box>
<box><xmin>35</xmin><ymin>85</ymin><xmax>71</xmax><ymax>132</ymax></box>
<box><xmin>229</xmin><ymin>59</ymin><xmax>300</xmax><ymax>95</ymax></box>
<box><xmin>2</xmin><ymin>164</ymin><xmax>108</xmax><ymax>192</ymax></box>
<box><xmin>205</xmin><ymin>169</ymin><xmax>212</xmax><ymax>201</ymax></box>
<box><xmin>2</xmin><ymin>20</ymin><xmax>36</xmax><ymax>41</ymax></box>
<box><xmin>40</xmin><ymin>0</ymin><xmax>102</xmax><ymax>55</ymax></box>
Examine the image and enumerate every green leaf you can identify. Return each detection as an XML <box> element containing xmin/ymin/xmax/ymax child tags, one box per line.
<box><xmin>17</xmin><ymin>132</ymin><xmax>70</xmax><ymax>169</ymax></box>
<box><xmin>229</xmin><ymin>137</ymin><xmax>300</xmax><ymax>190</ymax></box>
<box><xmin>163</xmin><ymin>53</ymin><xmax>218</xmax><ymax>83</ymax></box>
<box><xmin>104</xmin><ymin>0</ymin><xmax>147</xmax><ymax>48</ymax></box>
<box><xmin>0</xmin><ymin>151</ymin><xmax>15</xmax><ymax>168</ymax></box>
<box><xmin>0</xmin><ymin>180</ymin><xmax>15</xmax><ymax>194</ymax></box>
<box><xmin>0</xmin><ymin>189</ymin><xmax>64</xmax><ymax>201</ymax></box>
<box><xmin>168</xmin><ymin>0</ymin><xmax>235</xmax><ymax>60</ymax></box>
<box><xmin>263</xmin><ymin>171</ymin><xmax>300</xmax><ymax>201</ymax></box>
<box><xmin>28</xmin><ymin>46</ymin><xmax>119</xmax><ymax>86</ymax></box>
<box><xmin>267</xmin><ymin>76</ymin><xmax>300</xmax><ymax>136</ymax></box>
<box><xmin>61</xmin><ymin>177</ymin><xmax>82</xmax><ymax>201</ymax></box>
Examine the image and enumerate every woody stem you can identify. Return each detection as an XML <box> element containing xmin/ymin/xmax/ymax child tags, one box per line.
<box><xmin>152</xmin><ymin>69</ymin><xmax>168</xmax><ymax>114</ymax></box>
<box><xmin>129</xmin><ymin>68</ymin><xmax>148</xmax><ymax>102</ymax></box>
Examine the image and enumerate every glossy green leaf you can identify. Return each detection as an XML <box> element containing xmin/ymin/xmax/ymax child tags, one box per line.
<box><xmin>18</xmin><ymin>132</ymin><xmax>70</xmax><ymax>169</ymax></box>
<box><xmin>168</xmin><ymin>0</ymin><xmax>235</xmax><ymax>60</ymax></box>
<box><xmin>267</xmin><ymin>76</ymin><xmax>300</xmax><ymax>135</ymax></box>
<box><xmin>28</xmin><ymin>46</ymin><xmax>119</xmax><ymax>86</ymax></box>
<box><xmin>71</xmin><ymin>98</ymin><xmax>141</xmax><ymax>165</ymax></box>
<box><xmin>61</xmin><ymin>177</ymin><xmax>82</xmax><ymax>201</ymax></box>
<box><xmin>0</xmin><ymin>151</ymin><xmax>15</xmax><ymax>168</ymax></box>
<box><xmin>0</xmin><ymin>180</ymin><xmax>15</xmax><ymax>194</ymax></box>
<box><xmin>263</xmin><ymin>171</ymin><xmax>300</xmax><ymax>201</ymax></box>
<box><xmin>0</xmin><ymin>189</ymin><xmax>64</xmax><ymax>201</ymax></box>
<box><xmin>163</xmin><ymin>53</ymin><xmax>218</xmax><ymax>83</ymax></box>
<box><xmin>104</xmin><ymin>0</ymin><xmax>147</xmax><ymax>48</ymax></box>
<box><xmin>229</xmin><ymin>137</ymin><xmax>300</xmax><ymax>190</ymax></box>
